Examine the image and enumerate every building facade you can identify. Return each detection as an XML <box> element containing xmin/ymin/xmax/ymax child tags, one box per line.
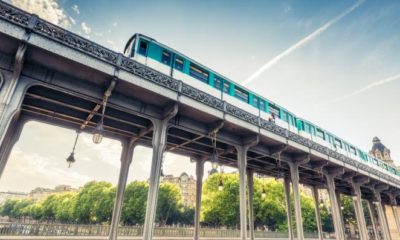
<box><xmin>369</xmin><ymin>137</ymin><xmax>395</xmax><ymax>167</ymax></box>
<box><xmin>162</xmin><ymin>173</ymin><xmax>196</xmax><ymax>207</ymax></box>
<box><xmin>0</xmin><ymin>191</ymin><xmax>28</xmax><ymax>204</ymax></box>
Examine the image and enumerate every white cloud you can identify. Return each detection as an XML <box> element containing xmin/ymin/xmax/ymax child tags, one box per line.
<box><xmin>72</xmin><ymin>4</ymin><xmax>80</xmax><ymax>14</ymax></box>
<box><xmin>243</xmin><ymin>0</ymin><xmax>365</xmax><ymax>86</ymax></box>
<box><xmin>107</xmin><ymin>40</ymin><xmax>119</xmax><ymax>51</ymax></box>
<box><xmin>69</xmin><ymin>16</ymin><xmax>76</xmax><ymax>25</ymax></box>
<box><xmin>0</xmin><ymin>147</ymin><xmax>91</xmax><ymax>192</ymax></box>
<box><xmin>78</xmin><ymin>134</ymin><xmax>122</xmax><ymax>169</ymax></box>
<box><xmin>81</xmin><ymin>22</ymin><xmax>92</xmax><ymax>34</ymax></box>
<box><xmin>112</xmin><ymin>22</ymin><xmax>118</xmax><ymax>27</ymax></box>
<box><xmin>11</xmin><ymin>0</ymin><xmax>71</xmax><ymax>27</ymax></box>
<box><xmin>323</xmin><ymin>73</ymin><xmax>400</xmax><ymax>105</ymax></box>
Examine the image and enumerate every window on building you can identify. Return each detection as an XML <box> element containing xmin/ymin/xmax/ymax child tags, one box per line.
<box><xmin>316</xmin><ymin>128</ymin><xmax>325</xmax><ymax>139</ymax></box>
<box><xmin>223</xmin><ymin>81</ymin><xmax>230</xmax><ymax>93</ymax></box>
<box><xmin>234</xmin><ymin>87</ymin><xmax>249</xmax><ymax>102</ymax></box>
<box><xmin>138</xmin><ymin>41</ymin><xmax>148</xmax><ymax>56</ymax></box>
<box><xmin>214</xmin><ymin>77</ymin><xmax>223</xmax><ymax>90</ymax></box>
<box><xmin>174</xmin><ymin>56</ymin><xmax>184</xmax><ymax>71</ymax></box>
<box><xmin>189</xmin><ymin>64</ymin><xmax>209</xmax><ymax>83</ymax></box>
<box><xmin>161</xmin><ymin>51</ymin><xmax>172</xmax><ymax>65</ymax></box>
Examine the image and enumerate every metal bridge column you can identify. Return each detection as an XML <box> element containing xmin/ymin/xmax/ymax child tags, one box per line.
<box><xmin>388</xmin><ymin>194</ymin><xmax>400</xmax><ymax>235</ymax></box>
<box><xmin>351</xmin><ymin>177</ymin><xmax>369</xmax><ymax>240</ymax></box>
<box><xmin>336</xmin><ymin>190</ymin><xmax>346</xmax><ymax>237</ymax></box>
<box><xmin>247</xmin><ymin>169</ymin><xmax>255</xmax><ymax>240</ymax></box>
<box><xmin>0</xmin><ymin>115</ymin><xmax>25</xmax><ymax>179</ymax></box>
<box><xmin>194</xmin><ymin>159</ymin><xmax>205</xmax><ymax>240</ymax></box>
<box><xmin>236</xmin><ymin>136</ymin><xmax>258</xmax><ymax>240</ymax></box>
<box><xmin>367</xmin><ymin>200</ymin><xmax>380</xmax><ymax>240</ymax></box>
<box><xmin>373</xmin><ymin>185</ymin><xmax>391</xmax><ymax>240</ymax></box>
<box><xmin>289</xmin><ymin>162</ymin><xmax>304</xmax><ymax>240</ymax></box>
<box><xmin>108</xmin><ymin>139</ymin><xmax>136</xmax><ymax>240</ymax></box>
<box><xmin>324</xmin><ymin>168</ymin><xmax>345</xmax><ymax>240</ymax></box>
<box><xmin>284</xmin><ymin>177</ymin><xmax>294</xmax><ymax>240</ymax></box>
<box><xmin>0</xmin><ymin>76</ymin><xmax>32</xmax><ymax>179</ymax></box>
<box><xmin>311</xmin><ymin>185</ymin><xmax>323</xmax><ymax>240</ymax></box>
<box><xmin>142</xmin><ymin>104</ymin><xmax>178</xmax><ymax>240</ymax></box>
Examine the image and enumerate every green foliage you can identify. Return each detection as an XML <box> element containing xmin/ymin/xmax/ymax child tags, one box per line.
<box><xmin>202</xmin><ymin>173</ymin><xmax>240</xmax><ymax>227</ymax></box>
<box><xmin>55</xmin><ymin>192</ymin><xmax>77</xmax><ymax>223</ymax></box>
<box><xmin>340</xmin><ymin>195</ymin><xmax>356</xmax><ymax>225</ymax></box>
<box><xmin>156</xmin><ymin>182</ymin><xmax>183</xmax><ymax>226</ymax></box>
<box><xmin>41</xmin><ymin>194</ymin><xmax>60</xmax><ymax>221</ymax></box>
<box><xmin>121</xmin><ymin>181</ymin><xmax>148</xmax><ymax>225</ymax></box>
<box><xmin>0</xmin><ymin>175</ymin><xmax>355</xmax><ymax>233</ymax></box>
<box><xmin>202</xmin><ymin>174</ymin><xmax>289</xmax><ymax>230</ymax></box>
<box><xmin>74</xmin><ymin>181</ymin><xmax>115</xmax><ymax>224</ymax></box>
<box><xmin>320</xmin><ymin>204</ymin><xmax>334</xmax><ymax>232</ymax></box>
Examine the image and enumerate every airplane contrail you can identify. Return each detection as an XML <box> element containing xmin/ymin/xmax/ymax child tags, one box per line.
<box><xmin>242</xmin><ymin>0</ymin><xmax>366</xmax><ymax>86</ymax></box>
<box><xmin>324</xmin><ymin>73</ymin><xmax>400</xmax><ymax>105</ymax></box>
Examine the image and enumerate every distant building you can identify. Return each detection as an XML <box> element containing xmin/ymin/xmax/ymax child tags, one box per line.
<box><xmin>369</xmin><ymin>137</ymin><xmax>395</xmax><ymax>167</ymax></box>
<box><xmin>29</xmin><ymin>187</ymin><xmax>53</xmax><ymax>200</ymax></box>
<box><xmin>0</xmin><ymin>191</ymin><xmax>28</xmax><ymax>204</ymax></box>
<box><xmin>54</xmin><ymin>184</ymin><xmax>78</xmax><ymax>193</ymax></box>
<box><xmin>162</xmin><ymin>173</ymin><xmax>196</xmax><ymax>207</ymax></box>
<box><xmin>29</xmin><ymin>185</ymin><xmax>78</xmax><ymax>201</ymax></box>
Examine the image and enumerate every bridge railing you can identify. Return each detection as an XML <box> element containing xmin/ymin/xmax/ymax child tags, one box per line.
<box><xmin>0</xmin><ymin>222</ymin><xmax>323</xmax><ymax>238</ymax></box>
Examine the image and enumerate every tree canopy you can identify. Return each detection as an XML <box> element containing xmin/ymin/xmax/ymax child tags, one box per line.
<box><xmin>0</xmin><ymin>175</ymin><xmax>353</xmax><ymax>233</ymax></box>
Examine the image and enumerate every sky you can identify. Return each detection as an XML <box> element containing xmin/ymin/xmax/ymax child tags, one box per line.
<box><xmin>1</xmin><ymin>0</ymin><xmax>400</xmax><ymax>192</ymax></box>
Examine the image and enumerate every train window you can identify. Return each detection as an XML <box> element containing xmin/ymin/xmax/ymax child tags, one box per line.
<box><xmin>316</xmin><ymin>128</ymin><xmax>325</xmax><ymax>139</ymax></box>
<box><xmin>334</xmin><ymin>138</ymin><xmax>342</xmax><ymax>149</ymax></box>
<box><xmin>223</xmin><ymin>81</ymin><xmax>230</xmax><ymax>93</ymax></box>
<box><xmin>214</xmin><ymin>77</ymin><xmax>223</xmax><ymax>90</ymax></box>
<box><xmin>161</xmin><ymin>51</ymin><xmax>172</xmax><ymax>65</ymax></box>
<box><xmin>304</xmin><ymin>123</ymin><xmax>310</xmax><ymax>133</ymax></box>
<box><xmin>189</xmin><ymin>64</ymin><xmax>209</xmax><ymax>83</ymax></box>
<box><xmin>234</xmin><ymin>87</ymin><xmax>249</xmax><ymax>102</ymax></box>
<box><xmin>138</xmin><ymin>41</ymin><xmax>148</xmax><ymax>56</ymax></box>
<box><xmin>174</xmin><ymin>57</ymin><xmax>184</xmax><ymax>71</ymax></box>
<box><xmin>288</xmin><ymin>115</ymin><xmax>295</xmax><ymax>126</ymax></box>
<box><xmin>281</xmin><ymin>111</ymin><xmax>288</xmax><ymax>122</ymax></box>
<box><xmin>252</xmin><ymin>96</ymin><xmax>259</xmax><ymax>108</ymax></box>
<box><xmin>350</xmin><ymin>146</ymin><xmax>356</xmax><ymax>155</ymax></box>
<box><xmin>260</xmin><ymin>100</ymin><xmax>265</xmax><ymax>111</ymax></box>
<box><xmin>269</xmin><ymin>105</ymin><xmax>280</xmax><ymax>117</ymax></box>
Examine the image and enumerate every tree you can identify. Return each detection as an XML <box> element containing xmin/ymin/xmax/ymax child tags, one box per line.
<box><xmin>74</xmin><ymin>181</ymin><xmax>115</xmax><ymax>224</ymax></box>
<box><xmin>11</xmin><ymin>199</ymin><xmax>33</xmax><ymax>221</ymax></box>
<box><xmin>1</xmin><ymin>199</ymin><xmax>18</xmax><ymax>217</ymax></box>
<box><xmin>55</xmin><ymin>192</ymin><xmax>77</xmax><ymax>223</ymax></box>
<box><xmin>42</xmin><ymin>194</ymin><xmax>61</xmax><ymax>222</ymax></box>
<box><xmin>156</xmin><ymin>182</ymin><xmax>182</xmax><ymax>226</ymax></box>
<box><xmin>341</xmin><ymin>195</ymin><xmax>356</xmax><ymax>226</ymax></box>
<box><xmin>202</xmin><ymin>173</ymin><xmax>240</xmax><ymax>227</ymax></box>
<box><xmin>320</xmin><ymin>204</ymin><xmax>334</xmax><ymax>233</ymax></box>
<box><xmin>254</xmin><ymin>178</ymin><xmax>287</xmax><ymax>231</ymax></box>
<box><xmin>121</xmin><ymin>181</ymin><xmax>148</xmax><ymax>225</ymax></box>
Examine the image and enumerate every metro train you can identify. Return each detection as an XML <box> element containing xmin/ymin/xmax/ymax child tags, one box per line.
<box><xmin>123</xmin><ymin>33</ymin><xmax>399</xmax><ymax>177</ymax></box>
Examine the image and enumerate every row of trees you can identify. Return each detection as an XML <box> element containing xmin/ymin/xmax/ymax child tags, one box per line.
<box><xmin>1</xmin><ymin>173</ymin><xmax>359</xmax><ymax>232</ymax></box>
<box><xmin>1</xmin><ymin>181</ymin><xmax>192</xmax><ymax>226</ymax></box>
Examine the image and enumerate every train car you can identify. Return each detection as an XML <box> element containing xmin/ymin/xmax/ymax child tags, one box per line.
<box><xmin>123</xmin><ymin>33</ymin><xmax>398</xmax><ymax>178</ymax></box>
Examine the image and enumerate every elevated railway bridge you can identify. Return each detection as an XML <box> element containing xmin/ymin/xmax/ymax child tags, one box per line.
<box><xmin>0</xmin><ymin>2</ymin><xmax>399</xmax><ymax>240</ymax></box>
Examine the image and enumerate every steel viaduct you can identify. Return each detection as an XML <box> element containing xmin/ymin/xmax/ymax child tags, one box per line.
<box><xmin>0</xmin><ymin>2</ymin><xmax>400</xmax><ymax>240</ymax></box>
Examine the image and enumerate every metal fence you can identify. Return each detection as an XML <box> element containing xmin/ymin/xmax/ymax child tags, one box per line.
<box><xmin>0</xmin><ymin>222</ymin><xmax>322</xmax><ymax>238</ymax></box>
